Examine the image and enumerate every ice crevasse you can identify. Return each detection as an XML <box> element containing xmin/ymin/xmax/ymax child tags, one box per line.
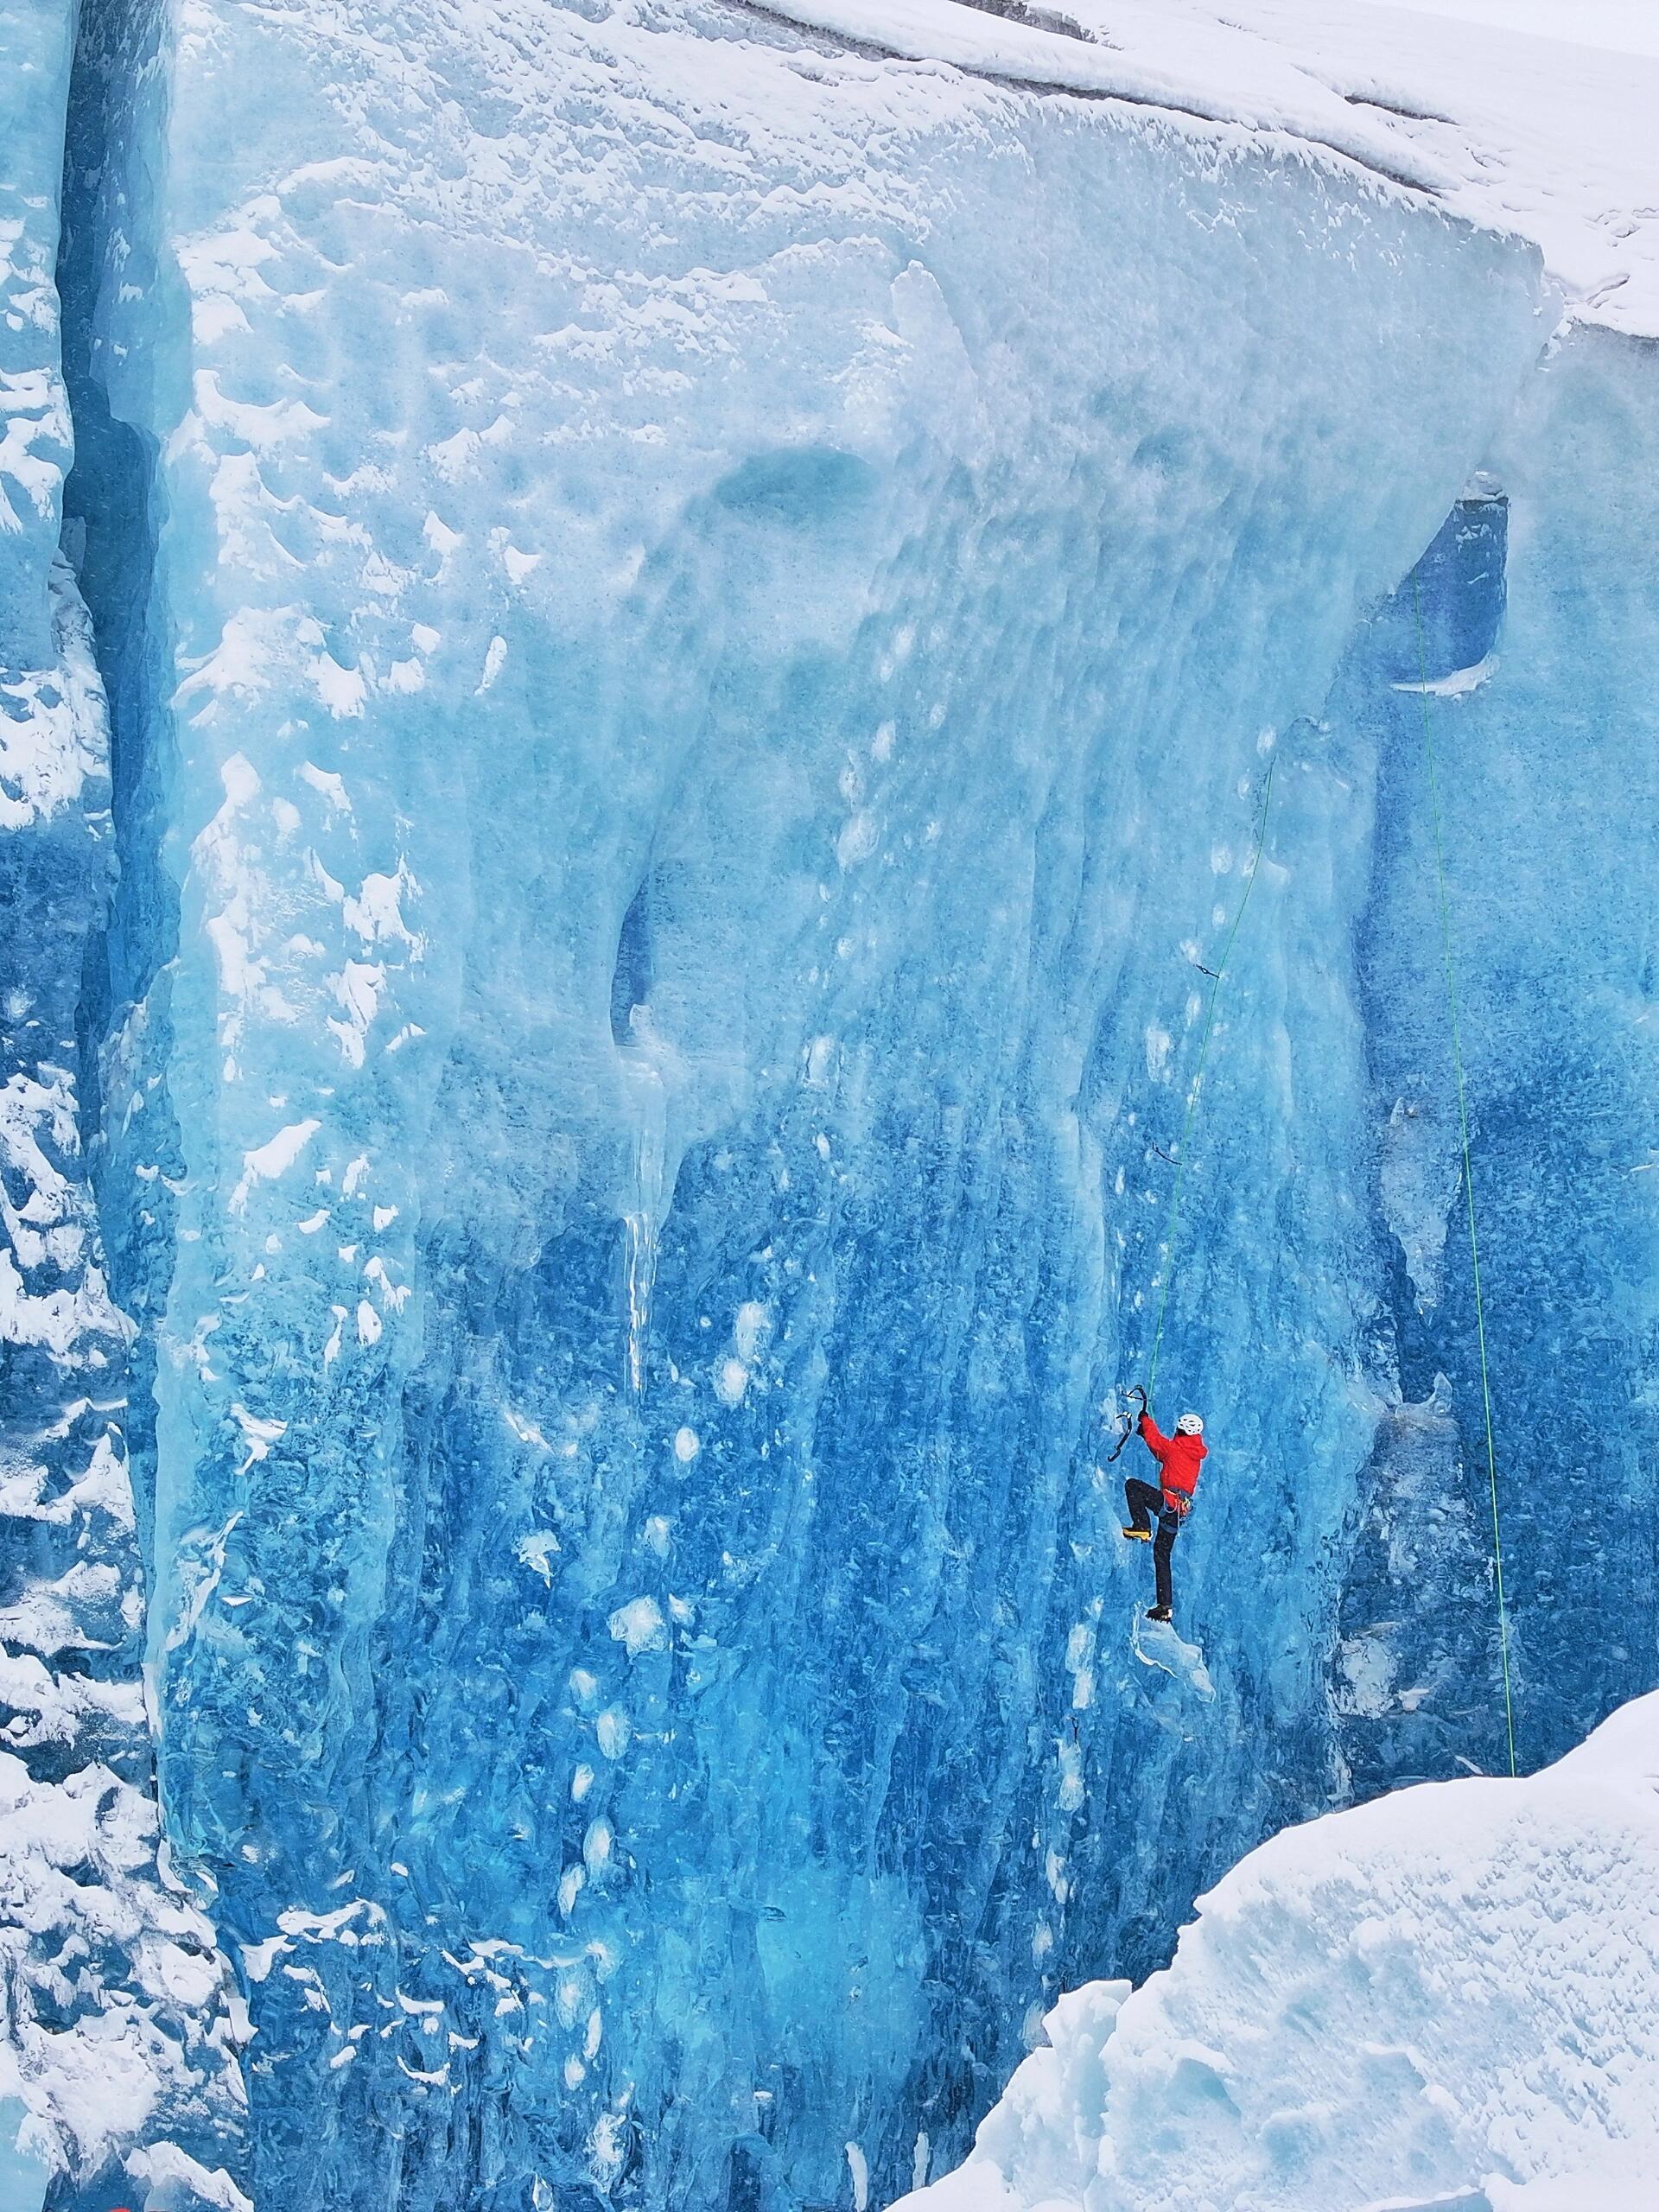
<box><xmin>1</xmin><ymin>0</ymin><xmax>1657</xmax><ymax>2208</ymax></box>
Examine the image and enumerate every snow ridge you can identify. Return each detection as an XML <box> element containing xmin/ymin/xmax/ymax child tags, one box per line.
<box><xmin>757</xmin><ymin>0</ymin><xmax>1659</xmax><ymax>332</ymax></box>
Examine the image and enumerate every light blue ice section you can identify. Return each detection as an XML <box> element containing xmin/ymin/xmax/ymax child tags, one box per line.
<box><xmin>49</xmin><ymin>3</ymin><xmax>1562</xmax><ymax>2206</ymax></box>
<box><xmin>0</xmin><ymin>0</ymin><xmax>75</xmax><ymax>670</ymax></box>
<box><xmin>0</xmin><ymin>2096</ymin><xmax>50</xmax><ymax>2212</ymax></box>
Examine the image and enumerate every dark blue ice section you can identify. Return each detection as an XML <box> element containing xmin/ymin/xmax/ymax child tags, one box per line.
<box><xmin>1377</xmin><ymin>491</ymin><xmax>1508</xmax><ymax>686</ymax></box>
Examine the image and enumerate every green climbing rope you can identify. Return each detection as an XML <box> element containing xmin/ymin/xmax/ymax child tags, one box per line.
<box><xmin>1411</xmin><ymin>575</ymin><xmax>1519</xmax><ymax>1780</ymax></box>
<box><xmin>1146</xmin><ymin>756</ymin><xmax>1277</xmax><ymax>1404</ymax></box>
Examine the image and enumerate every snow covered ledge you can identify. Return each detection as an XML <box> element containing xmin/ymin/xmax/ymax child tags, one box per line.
<box><xmin>894</xmin><ymin>1692</ymin><xmax>1659</xmax><ymax>2212</ymax></box>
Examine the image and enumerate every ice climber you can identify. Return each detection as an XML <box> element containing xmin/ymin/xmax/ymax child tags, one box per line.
<box><xmin>1119</xmin><ymin>1385</ymin><xmax>1206</xmax><ymax>1624</ymax></box>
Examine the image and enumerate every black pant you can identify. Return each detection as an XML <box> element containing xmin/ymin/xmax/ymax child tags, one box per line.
<box><xmin>1124</xmin><ymin>1478</ymin><xmax>1181</xmax><ymax>1612</ymax></box>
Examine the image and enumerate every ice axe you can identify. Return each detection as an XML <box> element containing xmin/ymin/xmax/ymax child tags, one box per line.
<box><xmin>1104</xmin><ymin>1383</ymin><xmax>1147</xmax><ymax>1464</ymax></box>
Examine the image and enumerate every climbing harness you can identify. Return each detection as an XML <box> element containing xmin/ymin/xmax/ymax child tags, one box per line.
<box><xmin>1145</xmin><ymin>757</ymin><xmax>1278</xmax><ymax>1403</ymax></box>
<box><xmin>1411</xmin><ymin>575</ymin><xmax>1519</xmax><ymax>1779</ymax></box>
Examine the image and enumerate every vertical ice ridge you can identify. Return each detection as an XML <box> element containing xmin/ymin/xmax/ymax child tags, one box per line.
<box><xmin>0</xmin><ymin>4</ymin><xmax>248</xmax><ymax>2204</ymax></box>
<box><xmin>0</xmin><ymin>0</ymin><xmax>74</xmax><ymax>682</ymax></box>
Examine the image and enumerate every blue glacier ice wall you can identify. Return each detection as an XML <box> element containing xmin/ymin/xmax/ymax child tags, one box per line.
<box><xmin>0</xmin><ymin>5</ymin><xmax>245</xmax><ymax>2207</ymax></box>
<box><xmin>41</xmin><ymin>1</ymin><xmax>1567</xmax><ymax>2206</ymax></box>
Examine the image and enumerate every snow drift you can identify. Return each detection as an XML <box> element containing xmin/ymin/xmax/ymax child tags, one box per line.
<box><xmin>895</xmin><ymin>1689</ymin><xmax>1659</xmax><ymax>2212</ymax></box>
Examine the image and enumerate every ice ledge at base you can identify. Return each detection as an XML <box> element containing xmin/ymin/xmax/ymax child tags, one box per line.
<box><xmin>894</xmin><ymin>1690</ymin><xmax>1659</xmax><ymax>2212</ymax></box>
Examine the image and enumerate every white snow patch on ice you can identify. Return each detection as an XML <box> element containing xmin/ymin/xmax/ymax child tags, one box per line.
<box><xmin>846</xmin><ymin>2140</ymin><xmax>870</xmax><ymax>2212</ymax></box>
<box><xmin>0</xmin><ymin>562</ymin><xmax>105</xmax><ymax>830</ymax></box>
<box><xmin>230</xmin><ymin>1402</ymin><xmax>286</xmax><ymax>1473</ymax></box>
<box><xmin>607</xmin><ymin>1596</ymin><xmax>669</xmax><ymax>1656</ymax></box>
<box><xmin>229</xmin><ymin>1118</ymin><xmax>320</xmax><ymax>1213</ymax></box>
<box><xmin>124</xmin><ymin>2145</ymin><xmax>252</xmax><ymax>2212</ymax></box>
<box><xmin>1393</xmin><ymin>650</ymin><xmax>1497</xmax><ymax>695</ymax></box>
<box><xmin>734</xmin><ymin>1301</ymin><xmax>771</xmax><ymax>1363</ymax></box>
<box><xmin>1130</xmin><ymin>1612</ymin><xmax>1216</xmax><ymax>1699</ymax></box>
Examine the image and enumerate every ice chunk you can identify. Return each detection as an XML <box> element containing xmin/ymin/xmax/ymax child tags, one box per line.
<box><xmin>1129</xmin><ymin>1611</ymin><xmax>1216</xmax><ymax>1701</ymax></box>
<box><xmin>608</xmin><ymin>1596</ymin><xmax>670</xmax><ymax>1656</ymax></box>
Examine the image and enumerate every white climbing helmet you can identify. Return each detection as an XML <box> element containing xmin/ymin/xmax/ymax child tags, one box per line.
<box><xmin>1175</xmin><ymin>1412</ymin><xmax>1205</xmax><ymax>1436</ymax></box>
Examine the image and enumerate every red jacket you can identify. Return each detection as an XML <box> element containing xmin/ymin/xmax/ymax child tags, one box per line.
<box><xmin>1138</xmin><ymin>1414</ymin><xmax>1207</xmax><ymax>1506</ymax></box>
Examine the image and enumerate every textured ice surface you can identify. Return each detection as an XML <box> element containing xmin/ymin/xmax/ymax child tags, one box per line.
<box><xmin>1129</xmin><ymin>1613</ymin><xmax>1215</xmax><ymax>1706</ymax></box>
<box><xmin>1155</xmin><ymin>0</ymin><xmax>1659</xmax><ymax>334</ymax></box>
<box><xmin>893</xmin><ymin>1688</ymin><xmax>1659</xmax><ymax>2212</ymax></box>
<box><xmin>4</xmin><ymin>0</ymin><xmax>1658</xmax><ymax>2207</ymax></box>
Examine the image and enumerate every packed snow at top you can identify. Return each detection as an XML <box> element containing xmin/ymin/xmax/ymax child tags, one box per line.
<box><xmin>1</xmin><ymin>1</ymin><xmax>1655</xmax><ymax>2209</ymax></box>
